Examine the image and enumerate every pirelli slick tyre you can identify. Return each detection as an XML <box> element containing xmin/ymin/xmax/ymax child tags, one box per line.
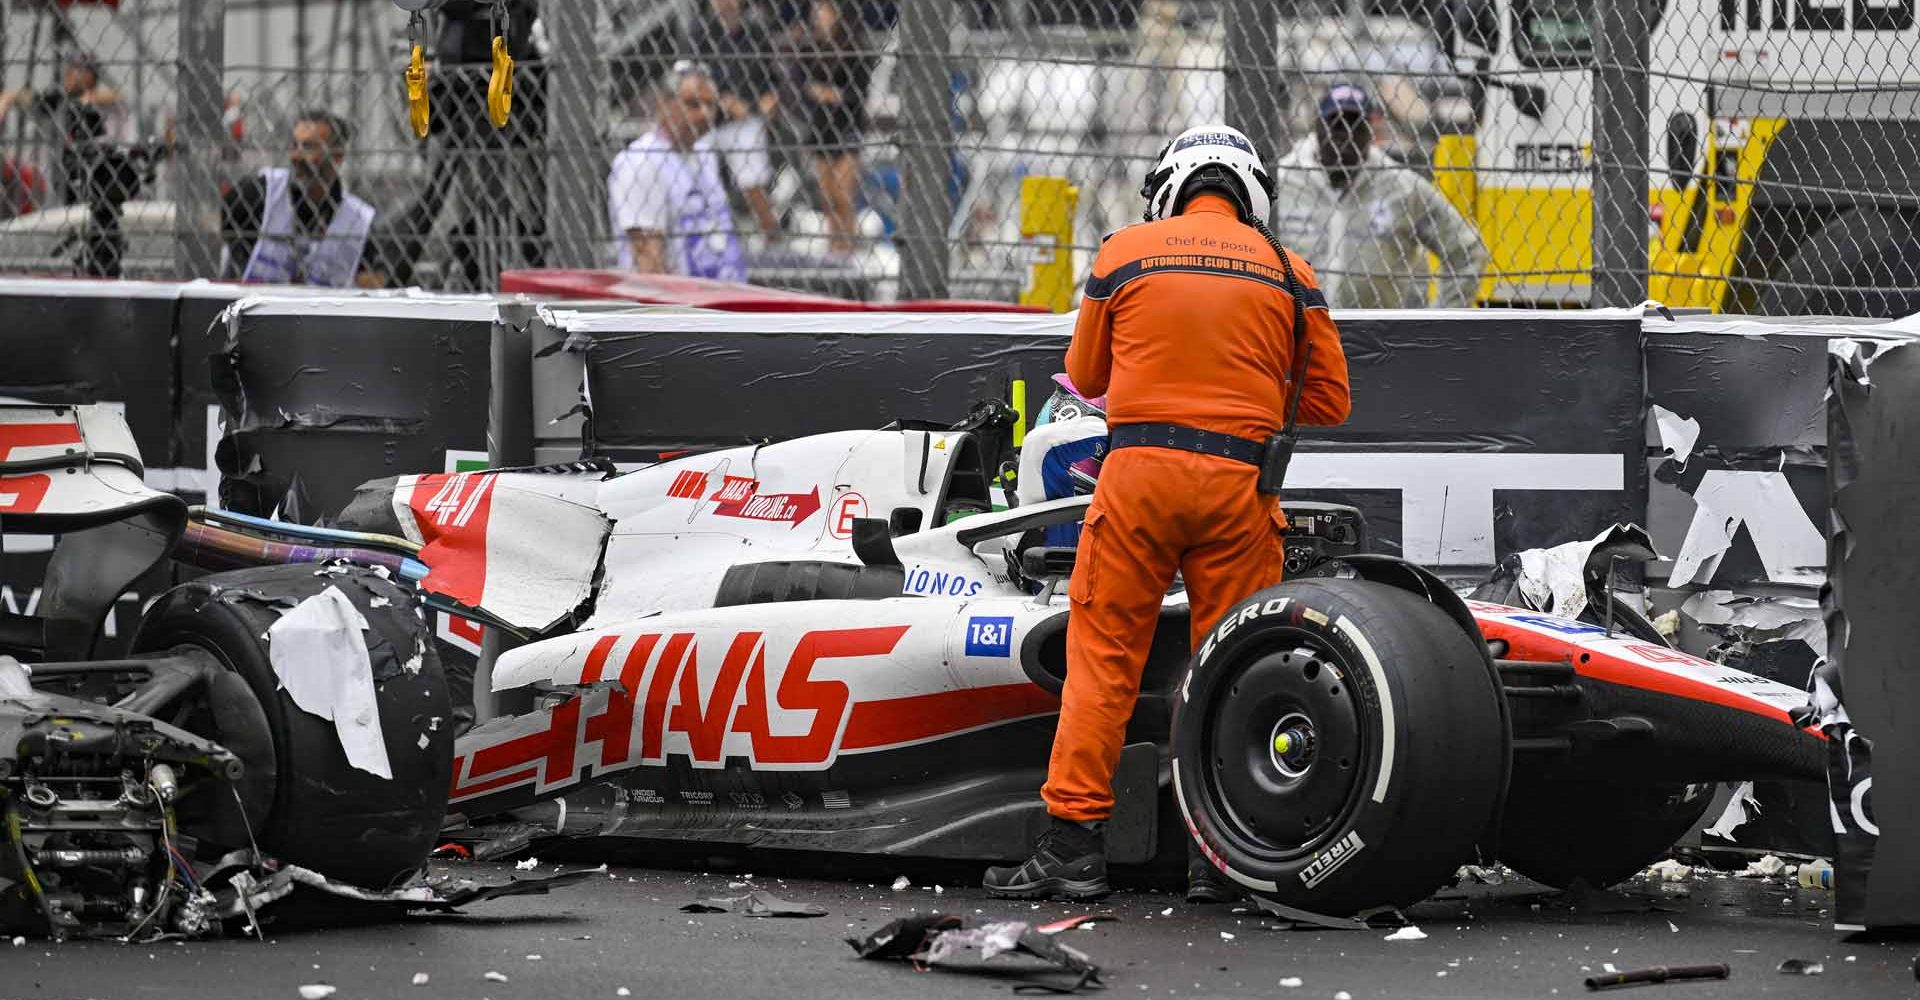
<box><xmin>1496</xmin><ymin>777</ymin><xmax>1714</xmax><ymax>889</ymax></box>
<box><xmin>1172</xmin><ymin>577</ymin><xmax>1508</xmax><ymax>916</ymax></box>
<box><xmin>131</xmin><ymin>564</ymin><xmax>453</xmax><ymax>889</ymax></box>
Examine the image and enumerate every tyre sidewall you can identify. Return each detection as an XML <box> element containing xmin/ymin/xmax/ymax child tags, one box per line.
<box><xmin>133</xmin><ymin>564</ymin><xmax>453</xmax><ymax>888</ymax></box>
<box><xmin>1174</xmin><ymin>578</ymin><xmax>1505</xmax><ymax>914</ymax></box>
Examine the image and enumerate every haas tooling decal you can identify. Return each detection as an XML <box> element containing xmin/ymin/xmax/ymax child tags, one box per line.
<box><xmin>450</xmin><ymin>623</ymin><xmax>1059</xmax><ymax>804</ymax></box>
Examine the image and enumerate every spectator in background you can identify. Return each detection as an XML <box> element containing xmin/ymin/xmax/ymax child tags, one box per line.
<box><xmin>1272</xmin><ymin>83</ymin><xmax>1488</xmax><ymax>309</ymax></box>
<box><xmin>0</xmin><ymin>51</ymin><xmax>120</xmax><ymax>206</ymax></box>
<box><xmin>689</xmin><ymin>0</ymin><xmax>784</xmax><ymax>238</ymax></box>
<box><xmin>787</xmin><ymin>0</ymin><xmax>872</xmax><ymax>253</ymax></box>
<box><xmin>606</xmin><ymin>62</ymin><xmax>746</xmax><ymax>281</ymax></box>
<box><xmin>220</xmin><ymin>109</ymin><xmax>386</xmax><ymax>288</ymax></box>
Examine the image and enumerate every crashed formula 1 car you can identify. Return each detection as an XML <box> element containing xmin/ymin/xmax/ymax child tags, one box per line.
<box><xmin>312</xmin><ymin>404</ymin><xmax>1827</xmax><ymax>917</ymax></box>
<box><xmin>0</xmin><ymin>404</ymin><xmax>456</xmax><ymax>939</ymax></box>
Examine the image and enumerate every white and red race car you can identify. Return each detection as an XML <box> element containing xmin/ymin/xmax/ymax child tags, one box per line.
<box><xmin>323</xmin><ymin>404</ymin><xmax>1826</xmax><ymax>916</ymax></box>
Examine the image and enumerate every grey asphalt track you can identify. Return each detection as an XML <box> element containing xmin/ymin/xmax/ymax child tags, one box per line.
<box><xmin>11</xmin><ymin>859</ymin><xmax>1916</xmax><ymax>1000</ymax></box>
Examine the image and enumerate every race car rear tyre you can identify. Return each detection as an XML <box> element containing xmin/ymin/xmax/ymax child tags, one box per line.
<box><xmin>1496</xmin><ymin>776</ymin><xmax>1715</xmax><ymax>889</ymax></box>
<box><xmin>132</xmin><ymin>563</ymin><xmax>453</xmax><ymax>889</ymax></box>
<box><xmin>1172</xmin><ymin>577</ymin><xmax>1508</xmax><ymax>916</ymax></box>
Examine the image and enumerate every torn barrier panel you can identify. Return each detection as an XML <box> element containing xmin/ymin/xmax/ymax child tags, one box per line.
<box><xmin>1642</xmin><ymin>317</ymin><xmax>1917</xmax><ymax>591</ymax></box>
<box><xmin>532</xmin><ymin>307</ymin><xmax>1646</xmax><ymax>576</ymax></box>
<box><xmin>210</xmin><ymin>295</ymin><xmax>499</xmax><ymax>524</ymax></box>
<box><xmin>1823</xmin><ymin>337</ymin><xmax>1920</xmax><ymax>930</ymax></box>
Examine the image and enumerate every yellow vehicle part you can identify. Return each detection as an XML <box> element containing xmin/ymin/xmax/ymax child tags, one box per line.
<box><xmin>1649</xmin><ymin>119</ymin><xmax>1784</xmax><ymax>310</ymax></box>
<box><xmin>487</xmin><ymin>34</ymin><xmax>516</xmax><ymax>128</ymax></box>
<box><xmin>404</xmin><ymin>44</ymin><xmax>430</xmax><ymax>139</ymax></box>
<box><xmin>1019</xmin><ymin>175</ymin><xmax>1079</xmax><ymax>313</ymax></box>
<box><xmin>1435</xmin><ymin>122</ymin><xmax>1784</xmax><ymax>310</ymax></box>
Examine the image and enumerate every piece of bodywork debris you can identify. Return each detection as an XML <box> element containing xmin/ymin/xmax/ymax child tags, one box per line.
<box><xmin>191</xmin><ymin>851</ymin><xmax>594</xmax><ymax>934</ymax></box>
<box><xmin>1036</xmin><ymin>914</ymin><xmax>1119</xmax><ymax>934</ymax></box>
<box><xmin>680</xmin><ymin>890</ymin><xmax>824</xmax><ymax>917</ymax></box>
<box><xmin>298</xmin><ymin>985</ymin><xmax>337</xmax><ymax>999</ymax></box>
<box><xmin>848</xmin><ymin>914</ymin><xmax>1103</xmax><ymax>993</ymax></box>
<box><xmin>1776</xmin><ymin>959</ymin><xmax>1824</xmax><ymax>975</ymax></box>
<box><xmin>1246</xmin><ymin>895</ymin><xmax>1392</xmax><ymax>931</ymax></box>
<box><xmin>1456</xmin><ymin>864</ymin><xmax>1505</xmax><ymax>886</ymax></box>
<box><xmin>1383</xmin><ymin>926</ymin><xmax>1428</xmax><ymax>941</ymax></box>
<box><xmin>1645</xmin><ymin>859</ymin><xmax>1693</xmax><ymax>882</ymax></box>
<box><xmin>1738</xmin><ymin>854</ymin><xmax>1790</xmax><ymax>878</ymax></box>
<box><xmin>847</xmin><ymin>913</ymin><xmax>964</xmax><ymax>960</ymax></box>
<box><xmin>1585</xmin><ymin>964</ymin><xmax>1730</xmax><ymax>990</ymax></box>
<box><xmin>484</xmin><ymin>971</ymin><xmax>509</xmax><ymax>983</ymax></box>
<box><xmin>740</xmin><ymin>890</ymin><xmax>826</xmax><ymax>917</ymax></box>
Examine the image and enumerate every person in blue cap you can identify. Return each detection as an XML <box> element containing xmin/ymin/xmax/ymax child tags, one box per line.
<box><xmin>1272</xmin><ymin>82</ymin><xmax>1488</xmax><ymax>309</ymax></box>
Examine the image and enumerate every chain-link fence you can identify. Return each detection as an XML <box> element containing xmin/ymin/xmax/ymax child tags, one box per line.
<box><xmin>2</xmin><ymin>0</ymin><xmax>1919</xmax><ymax>315</ymax></box>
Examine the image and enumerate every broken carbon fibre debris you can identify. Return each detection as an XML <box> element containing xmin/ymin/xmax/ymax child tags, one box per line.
<box><xmin>848</xmin><ymin>913</ymin><xmax>1103</xmax><ymax>994</ymax></box>
<box><xmin>679</xmin><ymin>890</ymin><xmax>827</xmax><ymax>918</ymax></box>
<box><xmin>1585</xmin><ymin>964</ymin><xmax>1730</xmax><ymax>990</ymax></box>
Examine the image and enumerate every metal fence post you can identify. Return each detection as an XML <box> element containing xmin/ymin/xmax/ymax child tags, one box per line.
<box><xmin>897</xmin><ymin>0</ymin><xmax>954</xmax><ymax>301</ymax></box>
<box><xmin>1223</xmin><ymin>0</ymin><xmax>1283</xmax><ymax>204</ymax></box>
<box><xmin>545</xmin><ymin>0</ymin><xmax>608</xmax><ymax>271</ymax></box>
<box><xmin>1591</xmin><ymin>0</ymin><xmax>1651</xmax><ymax>307</ymax></box>
<box><xmin>175</xmin><ymin>0</ymin><xmax>226</xmax><ymax>280</ymax></box>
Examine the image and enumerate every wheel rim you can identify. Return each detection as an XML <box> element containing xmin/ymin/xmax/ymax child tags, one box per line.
<box><xmin>1203</xmin><ymin>639</ymin><xmax>1371</xmax><ymax>861</ymax></box>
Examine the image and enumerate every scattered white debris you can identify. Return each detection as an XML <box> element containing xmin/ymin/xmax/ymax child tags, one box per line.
<box><xmin>1220</xmin><ymin>932</ymin><xmax>1236</xmax><ymax>941</ymax></box>
<box><xmin>1777</xmin><ymin>959</ymin><xmax>1824</xmax><ymax>976</ymax></box>
<box><xmin>526</xmin><ymin>954</ymin><xmax>543</xmax><ymax>961</ymax></box>
<box><xmin>1335</xmin><ymin>992</ymin><xmax>1353</xmax><ymax>1000</ymax></box>
<box><xmin>515</xmin><ymin>858</ymin><xmax>540</xmax><ymax>871</ymax></box>
<box><xmin>411</xmin><ymin>973</ymin><xmax>429</xmax><ymax>986</ymax></box>
<box><xmin>1845</xmin><ymin>956</ymin><xmax>1857</xmax><ymax>963</ymax></box>
<box><xmin>728</xmin><ymin>881</ymin><xmax>751</xmax><ymax>889</ymax></box>
<box><xmin>1278</xmin><ymin>977</ymin><xmax>1302</xmax><ymax>988</ymax></box>
<box><xmin>298</xmin><ymin>987</ymin><xmax>336</xmax><ymax>1000</ymax></box>
<box><xmin>935</xmin><ymin>885</ymin><xmax>945</xmax><ymax>894</ymax></box>
<box><xmin>891</xmin><ymin>876</ymin><xmax>911</xmax><ymax>891</ymax></box>
<box><xmin>617</xmin><ymin>990</ymin><xmax>632</xmax><ymax>997</ymax></box>
<box><xmin>417</xmin><ymin>734</ymin><xmax>431</xmax><ymax>749</ymax></box>
<box><xmin>1456</xmin><ymin>865</ymin><xmax>1504</xmax><ymax>885</ymax></box>
<box><xmin>1668</xmin><ymin>920</ymin><xmax>1680</xmax><ymax>933</ymax></box>
<box><xmin>1384</xmin><ymin>927</ymin><xmax>1428</xmax><ymax>942</ymax></box>
<box><xmin>1436</xmin><ymin>970</ymin><xmax>1449</xmax><ymax>978</ymax></box>
<box><xmin>1603</xmin><ymin>964</ymin><xmax>1619</xmax><ymax>974</ymax></box>
<box><xmin>9</xmin><ymin>936</ymin><xmax>22</xmax><ymax>947</ymax></box>
<box><xmin>1739</xmin><ymin>854</ymin><xmax>1789</xmax><ymax>878</ymax></box>
<box><xmin>369</xmin><ymin>596</ymin><xmax>392</xmax><ymax>608</ymax></box>
<box><xmin>1646</xmin><ymin>859</ymin><xmax>1692</xmax><ymax>882</ymax></box>
<box><xmin>484</xmin><ymin>971</ymin><xmax>509</xmax><ymax>983</ymax></box>
<box><xmin>1161</xmin><ymin>907</ymin><xmax>1174</xmax><ymax>916</ymax></box>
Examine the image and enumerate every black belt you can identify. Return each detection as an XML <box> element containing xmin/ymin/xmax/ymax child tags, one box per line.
<box><xmin>1108</xmin><ymin>423</ymin><xmax>1264</xmax><ymax>466</ymax></box>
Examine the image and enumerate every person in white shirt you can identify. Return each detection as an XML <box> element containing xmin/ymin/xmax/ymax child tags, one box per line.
<box><xmin>605</xmin><ymin>62</ymin><xmax>745</xmax><ymax>281</ymax></box>
<box><xmin>1272</xmin><ymin>83</ymin><xmax>1488</xmax><ymax>309</ymax></box>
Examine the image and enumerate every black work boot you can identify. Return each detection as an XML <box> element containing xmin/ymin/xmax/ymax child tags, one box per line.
<box><xmin>1186</xmin><ymin>848</ymin><xmax>1243</xmax><ymax>904</ymax></box>
<box><xmin>983</xmin><ymin>817</ymin><xmax>1110</xmax><ymax>900</ymax></box>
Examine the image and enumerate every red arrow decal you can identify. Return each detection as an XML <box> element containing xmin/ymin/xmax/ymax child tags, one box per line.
<box><xmin>0</xmin><ymin>421</ymin><xmax>82</xmax><ymax>463</ymax></box>
<box><xmin>712</xmin><ymin>485</ymin><xmax>822</xmax><ymax>527</ymax></box>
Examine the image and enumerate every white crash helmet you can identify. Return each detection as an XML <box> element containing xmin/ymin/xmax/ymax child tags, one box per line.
<box><xmin>1138</xmin><ymin>124</ymin><xmax>1274</xmax><ymax>224</ymax></box>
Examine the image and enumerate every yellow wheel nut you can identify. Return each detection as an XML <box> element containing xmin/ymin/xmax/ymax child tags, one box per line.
<box><xmin>1273</xmin><ymin>732</ymin><xmax>1292</xmax><ymax>755</ymax></box>
<box><xmin>487</xmin><ymin>35</ymin><xmax>515</xmax><ymax>128</ymax></box>
<box><xmin>404</xmin><ymin>44</ymin><xmax>430</xmax><ymax>139</ymax></box>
